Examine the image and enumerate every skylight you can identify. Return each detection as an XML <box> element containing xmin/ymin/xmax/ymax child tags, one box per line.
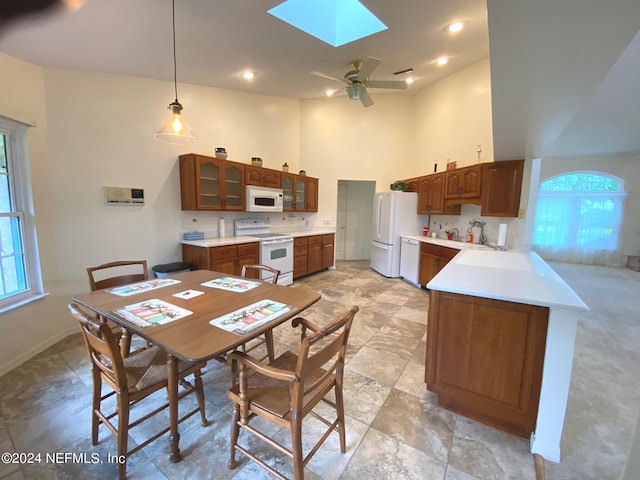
<box><xmin>268</xmin><ymin>0</ymin><xmax>388</xmax><ymax>47</ymax></box>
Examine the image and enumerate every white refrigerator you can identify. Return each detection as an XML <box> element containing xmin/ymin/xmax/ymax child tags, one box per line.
<box><xmin>370</xmin><ymin>191</ymin><xmax>421</xmax><ymax>277</ymax></box>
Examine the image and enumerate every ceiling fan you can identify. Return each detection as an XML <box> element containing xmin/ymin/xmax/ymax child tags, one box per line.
<box><xmin>311</xmin><ymin>56</ymin><xmax>408</xmax><ymax>108</ymax></box>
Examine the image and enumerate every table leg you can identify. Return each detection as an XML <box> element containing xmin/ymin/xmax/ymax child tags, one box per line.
<box><xmin>167</xmin><ymin>354</ymin><xmax>182</xmax><ymax>463</ymax></box>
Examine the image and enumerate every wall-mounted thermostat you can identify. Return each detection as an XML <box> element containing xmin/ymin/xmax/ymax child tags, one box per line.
<box><xmin>104</xmin><ymin>186</ymin><xmax>144</xmax><ymax>206</ymax></box>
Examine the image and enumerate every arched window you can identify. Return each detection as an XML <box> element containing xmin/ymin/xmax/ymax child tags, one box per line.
<box><xmin>532</xmin><ymin>171</ymin><xmax>627</xmax><ymax>265</ymax></box>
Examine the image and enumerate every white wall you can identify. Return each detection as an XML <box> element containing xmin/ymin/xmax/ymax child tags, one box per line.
<box><xmin>0</xmin><ymin>53</ymin><xmax>68</xmax><ymax>375</ymax></box>
<box><xmin>0</xmin><ymin>58</ymin><xmax>301</xmax><ymax>375</ymax></box>
<box><xmin>413</xmin><ymin>58</ymin><xmax>494</xmax><ymax>174</ymax></box>
<box><xmin>299</xmin><ymin>93</ymin><xmax>415</xmax><ymax>228</ymax></box>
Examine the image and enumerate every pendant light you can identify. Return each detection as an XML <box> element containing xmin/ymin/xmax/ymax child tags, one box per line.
<box><xmin>155</xmin><ymin>0</ymin><xmax>197</xmax><ymax>144</ymax></box>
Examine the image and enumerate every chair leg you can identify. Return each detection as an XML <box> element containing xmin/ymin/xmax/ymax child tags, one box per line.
<box><xmin>194</xmin><ymin>370</ymin><xmax>209</xmax><ymax>426</ymax></box>
<box><xmin>228</xmin><ymin>406</ymin><xmax>240</xmax><ymax>469</ymax></box>
<box><xmin>117</xmin><ymin>392</ymin><xmax>130</xmax><ymax>480</ymax></box>
<box><xmin>291</xmin><ymin>417</ymin><xmax>304</xmax><ymax>480</ymax></box>
<box><xmin>335</xmin><ymin>381</ymin><xmax>347</xmax><ymax>453</ymax></box>
<box><xmin>264</xmin><ymin>330</ymin><xmax>275</xmax><ymax>363</ymax></box>
<box><xmin>91</xmin><ymin>367</ymin><xmax>101</xmax><ymax>446</ymax></box>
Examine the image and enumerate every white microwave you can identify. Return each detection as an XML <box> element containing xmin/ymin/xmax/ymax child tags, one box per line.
<box><xmin>246</xmin><ymin>186</ymin><xmax>284</xmax><ymax>212</ymax></box>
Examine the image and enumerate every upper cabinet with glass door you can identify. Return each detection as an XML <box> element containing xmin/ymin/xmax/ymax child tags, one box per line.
<box><xmin>179</xmin><ymin>154</ymin><xmax>245</xmax><ymax>211</ymax></box>
<box><xmin>282</xmin><ymin>173</ymin><xmax>319</xmax><ymax>212</ymax></box>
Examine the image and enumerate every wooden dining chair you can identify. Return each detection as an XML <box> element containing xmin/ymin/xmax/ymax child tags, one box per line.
<box><xmin>226</xmin><ymin>305</ymin><xmax>359</xmax><ymax>480</ymax></box>
<box><xmin>68</xmin><ymin>303</ymin><xmax>208</xmax><ymax>480</ymax></box>
<box><xmin>86</xmin><ymin>260</ymin><xmax>149</xmax><ymax>357</ymax></box>
<box><xmin>240</xmin><ymin>264</ymin><xmax>281</xmax><ymax>363</ymax></box>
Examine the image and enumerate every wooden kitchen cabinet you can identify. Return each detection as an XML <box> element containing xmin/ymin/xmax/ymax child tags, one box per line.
<box><xmin>481</xmin><ymin>159</ymin><xmax>524</xmax><ymax>217</ymax></box>
<box><xmin>179</xmin><ymin>154</ymin><xmax>245</xmax><ymax>211</ymax></box>
<box><xmin>293</xmin><ymin>237</ymin><xmax>308</xmax><ymax>279</ymax></box>
<box><xmin>444</xmin><ymin>164</ymin><xmax>482</xmax><ymax>202</ymax></box>
<box><xmin>307</xmin><ymin>235</ymin><xmax>322</xmax><ymax>273</ymax></box>
<box><xmin>321</xmin><ymin>234</ymin><xmax>334</xmax><ymax>269</ymax></box>
<box><xmin>245</xmin><ymin>165</ymin><xmax>282</xmax><ymax>189</ymax></box>
<box><xmin>306</xmin><ymin>177</ymin><xmax>319</xmax><ymax>212</ymax></box>
<box><xmin>404</xmin><ymin>177</ymin><xmax>421</xmax><ymax>193</ymax></box>
<box><xmin>426</xmin><ymin>290</ymin><xmax>549</xmax><ymax>438</ymax></box>
<box><xmin>419</xmin><ymin>243</ymin><xmax>458</xmax><ymax>286</ymax></box>
<box><xmin>418</xmin><ymin>173</ymin><xmax>461</xmax><ymax>215</ymax></box>
<box><xmin>181</xmin><ymin>242</ymin><xmax>259</xmax><ymax>277</ymax></box>
<box><xmin>283</xmin><ymin>173</ymin><xmax>319</xmax><ymax>212</ymax></box>
<box><xmin>293</xmin><ymin>234</ymin><xmax>333</xmax><ymax>278</ymax></box>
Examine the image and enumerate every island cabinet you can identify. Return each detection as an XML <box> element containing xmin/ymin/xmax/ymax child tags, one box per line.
<box><xmin>419</xmin><ymin>243</ymin><xmax>458</xmax><ymax>286</ymax></box>
<box><xmin>426</xmin><ymin>291</ymin><xmax>549</xmax><ymax>438</ymax></box>
<box><xmin>418</xmin><ymin>173</ymin><xmax>461</xmax><ymax>215</ymax></box>
<box><xmin>245</xmin><ymin>166</ymin><xmax>282</xmax><ymax>188</ymax></box>
<box><xmin>481</xmin><ymin>159</ymin><xmax>524</xmax><ymax>217</ymax></box>
<box><xmin>181</xmin><ymin>242</ymin><xmax>260</xmax><ymax>277</ymax></box>
<box><xmin>444</xmin><ymin>164</ymin><xmax>483</xmax><ymax>203</ymax></box>
<box><xmin>179</xmin><ymin>154</ymin><xmax>245</xmax><ymax>211</ymax></box>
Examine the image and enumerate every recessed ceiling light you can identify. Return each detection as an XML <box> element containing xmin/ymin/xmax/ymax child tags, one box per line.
<box><xmin>243</xmin><ymin>71</ymin><xmax>255</xmax><ymax>80</ymax></box>
<box><xmin>436</xmin><ymin>56</ymin><xmax>449</xmax><ymax>66</ymax></box>
<box><xmin>405</xmin><ymin>77</ymin><xmax>415</xmax><ymax>85</ymax></box>
<box><xmin>326</xmin><ymin>89</ymin><xmax>336</xmax><ymax>97</ymax></box>
<box><xmin>446</xmin><ymin>21</ymin><xmax>465</xmax><ymax>33</ymax></box>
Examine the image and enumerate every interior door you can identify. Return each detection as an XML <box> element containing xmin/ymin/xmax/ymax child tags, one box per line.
<box><xmin>336</xmin><ymin>182</ymin><xmax>347</xmax><ymax>260</ymax></box>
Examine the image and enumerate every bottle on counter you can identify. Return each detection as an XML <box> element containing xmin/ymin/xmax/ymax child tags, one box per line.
<box><xmin>466</xmin><ymin>231</ymin><xmax>474</xmax><ymax>243</ymax></box>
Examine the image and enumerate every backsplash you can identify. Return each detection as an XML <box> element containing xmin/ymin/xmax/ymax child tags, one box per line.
<box><xmin>180</xmin><ymin>211</ymin><xmax>316</xmax><ymax>238</ymax></box>
<box><xmin>427</xmin><ymin>204</ymin><xmax>525</xmax><ymax>251</ymax></box>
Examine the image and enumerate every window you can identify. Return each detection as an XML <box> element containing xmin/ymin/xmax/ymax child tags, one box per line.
<box><xmin>532</xmin><ymin>171</ymin><xmax>627</xmax><ymax>265</ymax></box>
<box><xmin>0</xmin><ymin>116</ymin><xmax>43</xmax><ymax>311</ymax></box>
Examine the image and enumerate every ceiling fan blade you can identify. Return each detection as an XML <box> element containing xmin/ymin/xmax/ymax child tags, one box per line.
<box><xmin>311</xmin><ymin>71</ymin><xmax>347</xmax><ymax>83</ymax></box>
<box><xmin>367</xmin><ymin>80</ymin><xmax>408</xmax><ymax>90</ymax></box>
<box><xmin>355</xmin><ymin>56</ymin><xmax>382</xmax><ymax>82</ymax></box>
<box><xmin>361</xmin><ymin>91</ymin><xmax>374</xmax><ymax>108</ymax></box>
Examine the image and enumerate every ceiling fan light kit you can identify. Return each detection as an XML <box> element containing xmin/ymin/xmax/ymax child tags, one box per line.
<box><xmin>312</xmin><ymin>56</ymin><xmax>407</xmax><ymax>108</ymax></box>
<box><xmin>155</xmin><ymin>0</ymin><xmax>197</xmax><ymax>145</ymax></box>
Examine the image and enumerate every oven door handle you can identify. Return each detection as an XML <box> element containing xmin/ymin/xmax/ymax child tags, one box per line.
<box><xmin>262</xmin><ymin>238</ymin><xmax>293</xmax><ymax>245</ymax></box>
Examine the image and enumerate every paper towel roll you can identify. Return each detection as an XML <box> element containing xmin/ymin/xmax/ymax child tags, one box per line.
<box><xmin>218</xmin><ymin>218</ymin><xmax>225</xmax><ymax>238</ymax></box>
<box><xmin>471</xmin><ymin>226</ymin><xmax>481</xmax><ymax>244</ymax></box>
<box><xmin>497</xmin><ymin>223</ymin><xmax>507</xmax><ymax>247</ymax></box>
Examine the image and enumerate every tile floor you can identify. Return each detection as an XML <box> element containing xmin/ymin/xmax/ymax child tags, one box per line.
<box><xmin>0</xmin><ymin>260</ymin><xmax>638</xmax><ymax>479</ymax></box>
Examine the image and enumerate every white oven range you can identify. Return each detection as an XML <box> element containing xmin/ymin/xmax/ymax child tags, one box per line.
<box><xmin>235</xmin><ymin>219</ymin><xmax>294</xmax><ymax>286</ymax></box>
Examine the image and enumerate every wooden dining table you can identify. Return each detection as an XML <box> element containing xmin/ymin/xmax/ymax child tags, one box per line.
<box><xmin>71</xmin><ymin>269</ymin><xmax>321</xmax><ymax>463</ymax></box>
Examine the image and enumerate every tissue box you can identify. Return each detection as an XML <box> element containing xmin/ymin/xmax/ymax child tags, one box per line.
<box><xmin>182</xmin><ymin>231</ymin><xmax>204</xmax><ymax>241</ymax></box>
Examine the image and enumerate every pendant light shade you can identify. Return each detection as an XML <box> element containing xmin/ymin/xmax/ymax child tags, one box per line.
<box><xmin>155</xmin><ymin>0</ymin><xmax>197</xmax><ymax>144</ymax></box>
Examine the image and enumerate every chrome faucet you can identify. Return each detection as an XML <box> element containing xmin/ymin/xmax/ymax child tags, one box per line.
<box><xmin>451</xmin><ymin>228</ymin><xmax>460</xmax><ymax>241</ymax></box>
<box><xmin>468</xmin><ymin>219</ymin><xmax>487</xmax><ymax>244</ymax></box>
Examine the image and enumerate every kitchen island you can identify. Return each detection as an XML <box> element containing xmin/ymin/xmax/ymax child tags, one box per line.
<box><xmin>426</xmin><ymin>249</ymin><xmax>588</xmax><ymax>462</ymax></box>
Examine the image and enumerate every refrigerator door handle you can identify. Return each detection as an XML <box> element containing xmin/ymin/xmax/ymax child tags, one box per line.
<box><xmin>371</xmin><ymin>241</ymin><xmax>389</xmax><ymax>250</ymax></box>
<box><xmin>376</xmin><ymin>195</ymin><xmax>383</xmax><ymax>240</ymax></box>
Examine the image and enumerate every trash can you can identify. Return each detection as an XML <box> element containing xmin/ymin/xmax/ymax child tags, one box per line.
<box><xmin>152</xmin><ymin>262</ymin><xmax>193</xmax><ymax>278</ymax></box>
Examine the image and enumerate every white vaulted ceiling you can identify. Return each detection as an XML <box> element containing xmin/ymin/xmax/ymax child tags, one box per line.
<box><xmin>1</xmin><ymin>0</ymin><xmax>640</xmax><ymax>159</ymax></box>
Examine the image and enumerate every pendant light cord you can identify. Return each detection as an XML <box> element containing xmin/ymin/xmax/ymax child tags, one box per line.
<box><xmin>172</xmin><ymin>0</ymin><xmax>178</xmax><ymax>103</ymax></box>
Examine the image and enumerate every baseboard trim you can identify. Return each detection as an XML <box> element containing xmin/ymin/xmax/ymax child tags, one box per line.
<box><xmin>0</xmin><ymin>325</ymin><xmax>78</xmax><ymax>378</ymax></box>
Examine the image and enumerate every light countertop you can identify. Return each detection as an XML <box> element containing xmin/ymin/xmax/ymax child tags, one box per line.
<box><xmin>427</xmin><ymin>249</ymin><xmax>588</xmax><ymax>311</ymax></box>
<box><xmin>181</xmin><ymin>230</ymin><xmax>336</xmax><ymax>248</ymax></box>
<box><xmin>403</xmin><ymin>235</ymin><xmax>492</xmax><ymax>251</ymax></box>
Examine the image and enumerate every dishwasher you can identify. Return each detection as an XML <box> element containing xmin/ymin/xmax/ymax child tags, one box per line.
<box><xmin>400</xmin><ymin>237</ymin><xmax>421</xmax><ymax>288</ymax></box>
